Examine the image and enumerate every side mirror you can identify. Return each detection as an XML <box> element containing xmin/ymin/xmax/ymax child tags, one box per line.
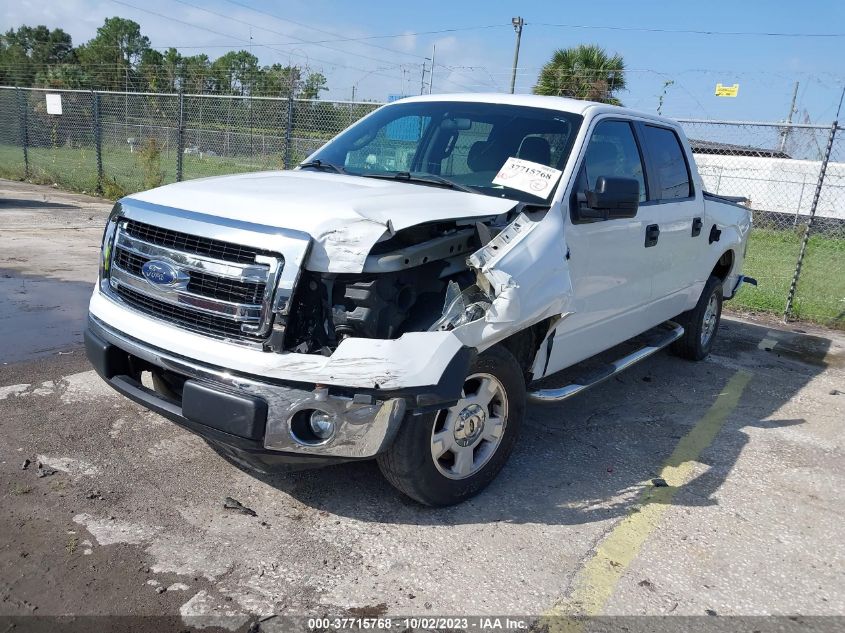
<box><xmin>577</xmin><ymin>176</ymin><xmax>640</xmax><ymax>221</ymax></box>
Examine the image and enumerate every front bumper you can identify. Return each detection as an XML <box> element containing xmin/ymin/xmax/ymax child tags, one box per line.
<box><xmin>85</xmin><ymin>316</ymin><xmax>447</xmax><ymax>471</ymax></box>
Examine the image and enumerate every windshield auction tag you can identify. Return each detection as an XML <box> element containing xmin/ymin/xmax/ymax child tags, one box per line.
<box><xmin>492</xmin><ymin>157</ymin><xmax>562</xmax><ymax>199</ymax></box>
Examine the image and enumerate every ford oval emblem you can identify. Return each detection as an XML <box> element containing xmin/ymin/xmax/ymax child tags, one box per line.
<box><xmin>141</xmin><ymin>260</ymin><xmax>187</xmax><ymax>287</ymax></box>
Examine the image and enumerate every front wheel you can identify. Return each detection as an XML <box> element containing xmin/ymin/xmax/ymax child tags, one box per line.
<box><xmin>672</xmin><ymin>275</ymin><xmax>723</xmax><ymax>361</ymax></box>
<box><xmin>377</xmin><ymin>345</ymin><xmax>525</xmax><ymax>506</ymax></box>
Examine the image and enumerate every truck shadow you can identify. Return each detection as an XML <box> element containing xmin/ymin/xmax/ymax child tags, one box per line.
<box><xmin>0</xmin><ymin>198</ymin><xmax>77</xmax><ymax>209</ymax></box>
<box><xmin>242</xmin><ymin>318</ymin><xmax>837</xmax><ymax>526</ymax></box>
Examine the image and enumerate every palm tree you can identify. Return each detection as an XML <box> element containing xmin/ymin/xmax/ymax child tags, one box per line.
<box><xmin>533</xmin><ymin>44</ymin><xmax>626</xmax><ymax>105</ymax></box>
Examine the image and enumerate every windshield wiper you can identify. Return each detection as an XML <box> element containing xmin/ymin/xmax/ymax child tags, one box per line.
<box><xmin>362</xmin><ymin>171</ymin><xmax>478</xmax><ymax>195</ymax></box>
<box><xmin>298</xmin><ymin>159</ymin><xmax>348</xmax><ymax>174</ymax></box>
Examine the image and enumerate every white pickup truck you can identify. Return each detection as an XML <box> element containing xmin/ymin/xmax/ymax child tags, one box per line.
<box><xmin>86</xmin><ymin>94</ymin><xmax>753</xmax><ymax>505</ymax></box>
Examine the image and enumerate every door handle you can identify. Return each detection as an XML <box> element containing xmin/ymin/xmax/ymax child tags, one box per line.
<box><xmin>692</xmin><ymin>217</ymin><xmax>703</xmax><ymax>237</ymax></box>
<box><xmin>645</xmin><ymin>224</ymin><xmax>660</xmax><ymax>247</ymax></box>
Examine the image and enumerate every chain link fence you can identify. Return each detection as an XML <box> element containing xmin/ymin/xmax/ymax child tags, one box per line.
<box><xmin>787</xmin><ymin>123</ymin><xmax>844</xmax><ymax>326</ymax></box>
<box><xmin>0</xmin><ymin>87</ymin><xmax>380</xmax><ymax>198</ymax></box>
<box><xmin>677</xmin><ymin>119</ymin><xmax>844</xmax><ymax>326</ymax></box>
<box><xmin>0</xmin><ymin>86</ymin><xmax>842</xmax><ymax>328</ymax></box>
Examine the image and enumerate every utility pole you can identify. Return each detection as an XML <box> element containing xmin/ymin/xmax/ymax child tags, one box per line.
<box><xmin>420</xmin><ymin>58</ymin><xmax>430</xmax><ymax>95</ymax></box>
<box><xmin>779</xmin><ymin>81</ymin><xmax>799</xmax><ymax>153</ymax></box>
<box><xmin>510</xmin><ymin>17</ymin><xmax>524</xmax><ymax>94</ymax></box>
<box><xmin>351</xmin><ymin>85</ymin><xmax>356</xmax><ymax>101</ymax></box>
<box><xmin>429</xmin><ymin>45</ymin><xmax>436</xmax><ymax>94</ymax></box>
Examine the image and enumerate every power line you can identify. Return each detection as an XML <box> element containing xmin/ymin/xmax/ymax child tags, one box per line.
<box><xmin>111</xmin><ymin>0</ymin><xmax>488</xmax><ymax>93</ymax></box>
<box><xmin>253</xmin><ymin>23</ymin><xmax>510</xmax><ymax>43</ymax></box>
<box><xmin>221</xmin><ymin>0</ymin><xmax>428</xmax><ymax>61</ymax></box>
<box><xmin>173</xmin><ymin>0</ymin><xmax>394</xmax><ymax>67</ymax></box>
<box><xmin>109</xmin><ymin>0</ymin><xmax>406</xmax><ymax>83</ymax></box>
<box><xmin>218</xmin><ymin>0</ymin><xmax>494</xmax><ymax>92</ymax></box>
<box><xmin>529</xmin><ymin>22</ymin><xmax>845</xmax><ymax>38</ymax></box>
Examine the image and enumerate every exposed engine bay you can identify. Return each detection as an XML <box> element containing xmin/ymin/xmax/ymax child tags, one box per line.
<box><xmin>280</xmin><ymin>213</ymin><xmax>522</xmax><ymax>355</ymax></box>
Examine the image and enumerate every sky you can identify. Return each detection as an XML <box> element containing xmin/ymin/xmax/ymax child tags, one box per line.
<box><xmin>3</xmin><ymin>0</ymin><xmax>845</xmax><ymax>123</ymax></box>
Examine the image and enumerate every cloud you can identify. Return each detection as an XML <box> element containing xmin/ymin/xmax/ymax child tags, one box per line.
<box><xmin>395</xmin><ymin>31</ymin><xmax>417</xmax><ymax>53</ymax></box>
<box><xmin>0</xmin><ymin>0</ymin><xmax>511</xmax><ymax>100</ymax></box>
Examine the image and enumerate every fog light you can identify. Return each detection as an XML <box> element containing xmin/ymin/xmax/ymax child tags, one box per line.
<box><xmin>309</xmin><ymin>411</ymin><xmax>336</xmax><ymax>440</ymax></box>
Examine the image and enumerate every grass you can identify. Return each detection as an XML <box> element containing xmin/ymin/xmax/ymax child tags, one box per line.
<box><xmin>1</xmin><ymin>144</ymin><xmax>842</xmax><ymax>328</ymax></box>
<box><xmin>66</xmin><ymin>535</ymin><xmax>79</xmax><ymax>555</ymax></box>
<box><xmin>10</xmin><ymin>483</ymin><xmax>33</xmax><ymax>496</ymax></box>
<box><xmin>730</xmin><ymin>228</ymin><xmax>845</xmax><ymax>328</ymax></box>
<box><xmin>0</xmin><ymin>143</ymin><xmax>288</xmax><ymax>197</ymax></box>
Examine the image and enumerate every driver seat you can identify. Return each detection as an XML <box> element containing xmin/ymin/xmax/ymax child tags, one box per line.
<box><xmin>517</xmin><ymin>136</ymin><xmax>551</xmax><ymax>166</ymax></box>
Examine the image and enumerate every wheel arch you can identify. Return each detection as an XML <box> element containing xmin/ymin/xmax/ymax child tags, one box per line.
<box><xmin>497</xmin><ymin>317</ymin><xmax>555</xmax><ymax>383</ymax></box>
<box><xmin>711</xmin><ymin>249</ymin><xmax>735</xmax><ymax>282</ymax></box>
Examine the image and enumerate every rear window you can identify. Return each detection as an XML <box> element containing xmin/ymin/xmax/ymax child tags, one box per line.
<box><xmin>643</xmin><ymin>125</ymin><xmax>692</xmax><ymax>200</ymax></box>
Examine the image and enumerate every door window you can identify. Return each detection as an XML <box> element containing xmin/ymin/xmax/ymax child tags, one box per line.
<box><xmin>582</xmin><ymin>120</ymin><xmax>647</xmax><ymax>202</ymax></box>
<box><xmin>642</xmin><ymin>125</ymin><xmax>691</xmax><ymax>200</ymax></box>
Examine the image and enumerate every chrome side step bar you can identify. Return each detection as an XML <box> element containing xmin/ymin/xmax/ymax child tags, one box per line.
<box><xmin>527</xmin><ymin>321</ymin><xmax>685</xmax><ymax>404</ymax></box>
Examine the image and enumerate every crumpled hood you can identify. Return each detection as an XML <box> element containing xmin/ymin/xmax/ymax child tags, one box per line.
<box><xmin>128</xmin><ymin>170</ymin><xmax>517</xmax><ymax>272</ymax></box>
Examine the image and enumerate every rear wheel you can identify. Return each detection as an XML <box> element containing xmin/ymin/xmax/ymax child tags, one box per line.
<box><xmin>377</xmin><ymin>345</ymin><xmax>525</xmax><ymax>506</ymax></box>
<box><xmin>672</xmin><ymin>275</ymin><xmax>723</xmax><ymax>361</ymax></box>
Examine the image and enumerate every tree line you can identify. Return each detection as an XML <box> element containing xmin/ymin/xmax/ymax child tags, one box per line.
<box><xmin>1</xmin><ymin>16</ymin><xmax>628</xmax><ymax>105</ymax></box>
<box><xmin>0</xmin><ymin>17</ymin><xmax>328</xmax><ymax>98</ymax></box>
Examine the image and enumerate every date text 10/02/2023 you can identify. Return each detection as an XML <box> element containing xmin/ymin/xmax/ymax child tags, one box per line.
<box><xmin>307</xmin><ymin>616</ymin><xmax>530</xmax><ymax>630</ymax></box>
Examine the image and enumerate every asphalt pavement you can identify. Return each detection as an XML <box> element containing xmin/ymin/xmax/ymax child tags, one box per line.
<box><xmin>1</xmin><ymin>180</ymin><xmax>843</xmax><ymax>632</ymax></box>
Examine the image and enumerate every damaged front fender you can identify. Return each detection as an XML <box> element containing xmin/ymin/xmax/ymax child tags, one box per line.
<box><xmin>438</xmin><ymin>209</ymin><xmax>575</xmax><ymax>352</ymax></box>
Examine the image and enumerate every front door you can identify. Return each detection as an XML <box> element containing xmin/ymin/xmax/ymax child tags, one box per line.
<box><xmin>543</xmin><ymin>118</ymin><xmax>654</xmax><ymax>377</ymax></box>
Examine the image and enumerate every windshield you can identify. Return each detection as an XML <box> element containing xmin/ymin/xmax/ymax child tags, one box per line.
<box><xmin>305</xmin><ymin>101</ymin><xmax>583</xmax><ymax>203</ymax></box>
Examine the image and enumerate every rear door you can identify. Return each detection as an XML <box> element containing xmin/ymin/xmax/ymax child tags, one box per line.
<box><xmin>636</xmin><ymin>123</ymin><xmax>705</xmax><ymax>317</ymax></box>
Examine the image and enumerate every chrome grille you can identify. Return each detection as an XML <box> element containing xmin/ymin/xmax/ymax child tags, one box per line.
<box><xmin>114</xmin><ymin>286</ymin><xmax>252</xmax><ymax>340</ymax></box>
<box><xmin>124</xmin><ymin>219</ymin><xmax>271</xmax><ymax>264</ymax></box>
<box><xmin>106</xmin><ymin>219</ymin><xmax>284</xmax><ymax>345</ymax></box>
<box><xmin>114</xmin><ymin>247</ymin><xmax>265</xmax><ymax>304</ymax></box>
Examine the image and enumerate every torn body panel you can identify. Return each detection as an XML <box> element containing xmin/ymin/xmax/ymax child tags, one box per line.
<box><xmin>445</xmin><ymin>209</ymin><xmax>575</xmax><ymax>356</ymax></box>
<box><xmin>129</xmin><ymin>170</ymin><xmax>516</xmax><ymax>274</ymax></box>
<box><xmin>89</xmin><ymin>289</ymin><xmax>468</xmax><ymax>392</ymax></box>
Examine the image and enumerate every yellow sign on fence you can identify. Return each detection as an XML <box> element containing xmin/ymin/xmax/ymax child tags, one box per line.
<box><xmin>715</xmin><ymin>83</ymin><xmax>740</xmax><ymax>97</ymax></box>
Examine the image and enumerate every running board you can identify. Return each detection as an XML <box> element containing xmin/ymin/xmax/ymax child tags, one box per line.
<box><xmin>527</xmin><ymin>321</ymin><xmax>685</xmax><ymax>404</ymax></box>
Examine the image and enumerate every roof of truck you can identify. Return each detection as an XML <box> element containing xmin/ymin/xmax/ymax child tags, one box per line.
<box><xmin>395</xmin><ymin>92</ymin><xmax>680</xmax><ymax>127</ymax></box>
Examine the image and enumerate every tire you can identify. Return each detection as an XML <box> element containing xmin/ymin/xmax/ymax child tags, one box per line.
<box><xmin>377</xmin><ymin>345</ymin><xmax>526</xmax><ymax>506</ymax></box>
<box><xmin>671</xmin><ymin>275</ymin><xmax>723</xmax><ymax>361</ymax></box>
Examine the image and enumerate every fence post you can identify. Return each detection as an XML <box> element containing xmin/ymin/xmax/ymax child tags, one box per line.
<box><xmin>93</xmin><ymin>91</ymin><xmax>103</xmax><ymax>195</ymax></box>
<box><xmin>17</xmin><ymin>88</ymin><xmax>29</xmax><ymax>178</ymax></box>
<box><xmin>783</xmin><ymin>120</ymin><xmax>838</xmax><ymax>321</ymax></box>
<box><xmin>176</xmin><ymin>90</ymin><xmax>185</xmax><ymax>182</ymax></box>
<box><xmin>284</xmin><ymin>93</ymin><xmax>294</xmax><ymax>169</ymax></box>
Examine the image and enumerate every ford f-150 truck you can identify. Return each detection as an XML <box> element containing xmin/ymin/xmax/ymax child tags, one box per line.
<box><xmin>85</xmin><ymin>94</ymin><xmax>753</xmax><ymax>506</ymax></box>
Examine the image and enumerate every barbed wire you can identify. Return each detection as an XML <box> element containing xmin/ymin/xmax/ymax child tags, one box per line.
<box><xmin>3</xmin><ymin>57</ymin><xmax>843</xmax><ymax>119</ymax></box>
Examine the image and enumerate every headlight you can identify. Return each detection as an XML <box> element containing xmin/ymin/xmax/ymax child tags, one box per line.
<box><xmin>99</xmin><ymin>202</ymin><xmax>123</xmax><ymax>282</ymax></box>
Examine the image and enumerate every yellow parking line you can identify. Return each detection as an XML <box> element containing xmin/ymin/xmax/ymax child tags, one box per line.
<box><xmin>542</xmin><ymin>370</ymin><xmax>752</xmax><ymax>629</ymax></box>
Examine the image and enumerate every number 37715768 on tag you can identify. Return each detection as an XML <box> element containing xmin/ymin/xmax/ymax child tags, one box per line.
<box><xmin>492</xmin><ymin>156</ymin><xmax>563</xmax><ymax>199</ymax></box>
